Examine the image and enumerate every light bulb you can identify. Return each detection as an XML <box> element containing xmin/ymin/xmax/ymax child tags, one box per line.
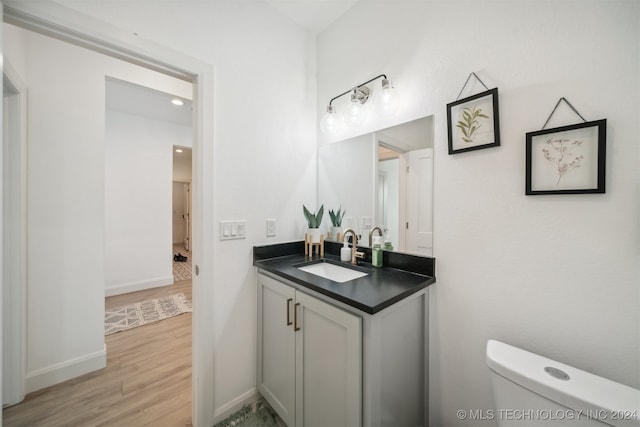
<box><xmin>320</xmin><ymin>105</ymin><xmax>342</xmax><ymax>135</ymax></box>
<box><xmin>376</xmin><ymin>78</ymin><xmax>400</xmax><ymax>116</ymax></box>
<box><xmin>344</xmin><ymin>91</ymin><xmax>368</xmax><ymax>127</ymax></box>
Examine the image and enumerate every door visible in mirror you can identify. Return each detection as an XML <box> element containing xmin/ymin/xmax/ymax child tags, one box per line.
<box><xmin>319</xmin><ymin>116</ymin><xmax>434</xmax><ymax>256</ymax></box>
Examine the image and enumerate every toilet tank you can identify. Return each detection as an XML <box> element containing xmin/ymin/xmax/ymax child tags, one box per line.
<box><xmin>486</xmin><ymin>340</ymin><xmax>640</xmax><ymax>427</ymax></box>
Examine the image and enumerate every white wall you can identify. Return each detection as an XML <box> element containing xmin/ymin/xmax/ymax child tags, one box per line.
<box><xmin>12</xmin><ymin>25</ymin><xmax>108</xmax><ymax>391</ymax></box>
<box><xmin>318</xmin><ymin>1</ymin><xmax>639</xmax><ymax>426</ymax></box>
<box><xmin>10</xmin><ymin>0</ymin><xmax>316</xmax><ymax>416</ymax></box>
<box><xmin>105</xmin><ymin>109</ymin><xmax>191</xmax><ymax>295</ymax></box>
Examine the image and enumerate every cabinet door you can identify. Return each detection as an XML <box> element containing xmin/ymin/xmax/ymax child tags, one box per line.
<box><xmin>257</xmin><ymin>275</ymin><xmax>296</xmax><ymax>427</ymax></box>
<box><xmin>295</xmin><ymin>291</ymin><xmax>362</xmax><ymax>427</ymax></box>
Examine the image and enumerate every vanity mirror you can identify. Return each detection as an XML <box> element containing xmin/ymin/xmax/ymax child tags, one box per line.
<box><xmin>318</xmin><ymin>116</ymin><xmax>434</xmax><ymax>255</ymax></box>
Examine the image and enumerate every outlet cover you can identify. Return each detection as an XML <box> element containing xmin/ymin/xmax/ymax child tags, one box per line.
<box><xmin>266</xmin><ymin>219</ymin><xmax>276</xmax><ymax>237</ymax></box>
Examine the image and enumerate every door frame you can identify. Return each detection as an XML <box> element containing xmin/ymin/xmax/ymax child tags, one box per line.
<box><xmin>183</xmin><ymin>182</ymin><xmax>191</xmax><ymax>251</ymax></box>
<box><xmin>2</xmin><ymin>58</ymin><xmax>27</xmax><ymax>407</ymax></box>
<box><xmin>2</xmin><ymin>2</ymin><xmax>216</xmax><ymax>426</ymax></box>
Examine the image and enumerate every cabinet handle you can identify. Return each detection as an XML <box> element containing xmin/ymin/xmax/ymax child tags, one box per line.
<box><xmin>286</xmin><ymin>298</ymin><xmax>293</xmax><ymax>326</ymax></box>
<box><xmin>294</xmin><ymin>302</ymin><xmax>301</xmax><ymax>331</ymax></box>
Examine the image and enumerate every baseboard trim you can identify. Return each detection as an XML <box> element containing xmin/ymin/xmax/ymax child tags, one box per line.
<box><xmin>213</xmin><ymin>387</ymin><xmax>261</xmax><ymax>424</ymax></box>
<box><xmin>105</xmin><ymin>275</ymin><xmax>174</xmax><ymax>297</ymax></box>
<box><xmin>25</xmin><ymin>345</ymin><xmax>107</xmax><ymax>393</ymax></box>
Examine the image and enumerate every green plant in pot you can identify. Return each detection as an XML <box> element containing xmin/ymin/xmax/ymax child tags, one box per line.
<box><xmin>303</xmin><ymin>204</ymin><xmax>324</xmax><ymax>243</ymax></box>
<box><xmin>328</xmin><ymin>206</ymin><xmax>345</xmax><ymax>240</ymax></box>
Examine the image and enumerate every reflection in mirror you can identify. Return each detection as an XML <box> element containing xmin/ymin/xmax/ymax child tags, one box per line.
<box><xmin>318</xmin><ymin>116</ymin><xmax>434</xmax><ymax>256</ymax></box>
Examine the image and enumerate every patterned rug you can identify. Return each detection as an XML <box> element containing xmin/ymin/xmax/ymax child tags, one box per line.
<box><xmin>173</xmin><ymin>246</ymin><xmax>192</xmax><ymax>281</ymax></box>
<box><xmin>104</xmin><ymin>293</ymin><xmax>192</xmax><ymax>335</ymax></box>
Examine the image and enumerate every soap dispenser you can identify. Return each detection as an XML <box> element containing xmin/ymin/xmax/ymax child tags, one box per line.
<box><xmin>341</xmin><ymin>238</ymin><xmax>351</xmax><ymax>262</ymax></box>
<box><xmin>372</xmin><ymin>236</ymin><xmax>383</xmax><ymax>267</ymax></box>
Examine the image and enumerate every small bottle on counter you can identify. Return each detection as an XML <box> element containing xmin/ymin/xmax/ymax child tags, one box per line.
<box><xmin>341</xmin><ymin>238</ymin><xmax>351</xmax><ymax>262</ymax></box>
<box><xmin>372</xmin><ymin>236</ymin><xmax>383</xmax><ymax>268</ymax></box>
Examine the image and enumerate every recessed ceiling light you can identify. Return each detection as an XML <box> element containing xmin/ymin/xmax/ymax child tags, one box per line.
<box><xmin>171</xmin><ymin>98</ymin><xmax>184</xmax><ymax>106</ymax></box>
<box><xmin>175</xmin><ymin>148</ymin><xmax>183</xmax><ymax>153</ymax></box>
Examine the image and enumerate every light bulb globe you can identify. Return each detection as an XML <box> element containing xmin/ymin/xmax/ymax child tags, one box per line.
<box><xmin>320</xmin><ymin>106</ymin><xmax>342</xmax><ymax>135</ymax></box>
<box><xmin>376</xmin><ymin>79</ymin><xmax>400</xmax><ymax>116</ymax></box>
<box><xmin>344</xmin><ymin>95</ymin><xmax>368</xmax><ymax>127</ymax></box>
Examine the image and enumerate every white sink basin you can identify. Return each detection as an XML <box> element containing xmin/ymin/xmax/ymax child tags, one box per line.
<box><xmin>297</xmin><ymin>262</ymin><xmax>368</xmax><ymax>283</ymax></box>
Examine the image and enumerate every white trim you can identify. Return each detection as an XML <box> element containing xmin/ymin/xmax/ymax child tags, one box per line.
<box><xmin>104</xmin><ymin>276</ymin><xmax>175</xmax><ymax>297</ymax></box>
<box><xmin>4</xmin><ymin>2</ymin><xmax>193</xmax><ymax>81</ymax></box>
<box><xmin>2</xmin><ymin>57</ymin><xmax>28</xmax><ymax>407</ymax></box>
<box><xmin>25</xmin><ymin>345</ymin><xmax>107</xmax><ymax>394</ymax></box>
<box><xmin>212</xmin><ymin>387</ymin><xmax>261</xmax><ymax>425</ymax></box>
<box><xmin>3</xmin><ymin>2</ymin><xmax>215</xmax><ymax>425</ymax></box>
<box><xmin>0</xmin><ymin>2</ymin><xmax>4</xmax><ymax>416</ymax></box>
<box><xmin>191</xmin><ymin>62</ymin><xmax>216</xmax><ymax>427</ymax></box>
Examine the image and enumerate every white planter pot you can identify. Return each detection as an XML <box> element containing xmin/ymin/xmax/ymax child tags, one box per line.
<box><xmin>330</xmin><ymin>226</ymin><xmax>342</xmax><ymax>241</ymax></box>
<box><xmin>307</xmin><ymin>228</ymin><xmax>322</xmax><ymax>243</ymax></box>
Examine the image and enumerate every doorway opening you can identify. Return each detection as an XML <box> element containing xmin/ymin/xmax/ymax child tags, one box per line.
<box><xmin>375</xmin><ymin>116</ymin><xmax>434</xmax><ymax>256</ymax></box>
<box><xmin>173</xmin><ymin>146</ymin><xmax>192</xmax><ymax>282</ymax></box>
<box><xmin>105</xmin><ymin>76</ymin><xmax>193</xmax><ymax>295</ymax></box>
<box><xmin>3</xmin><ymin>3</ymin><xmax>215</xmax><ymax>424</ymax></box>
<box><xmin>173</xmin><ymin>146</ymin><xmax>192</xmax><ymax>252</ymax></box>
<box><xmin>102</xmin><ymin>76</ymin><xmax>194</xmax><ymax>423</ymax></box>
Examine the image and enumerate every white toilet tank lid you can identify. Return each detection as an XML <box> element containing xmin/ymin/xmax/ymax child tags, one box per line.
<box><xmin>487</xmin><ymin>340</ymin><xmax>640</xmax><ymax>427</ymax></box>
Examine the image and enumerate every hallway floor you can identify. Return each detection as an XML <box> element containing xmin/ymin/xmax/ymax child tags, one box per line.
<box><xmin>3</xmin><ymin>280</ymin><xmax>193</xmax><ymax>427</ymax></box>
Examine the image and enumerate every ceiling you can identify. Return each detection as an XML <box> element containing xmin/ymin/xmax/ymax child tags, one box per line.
<box><xmin>262</xmin><ymin>0</ymin><xmax>358</xmax><ymax>34</ymax></box>
<box><xmin>106</xmin><ymin>77</ymin><xmax>192</xmax><ymax>127</ymax></box>
<box><xmin>105</xmin><ymin>1</ymin><xmax>357</xmax><ymax>126</ymax></box>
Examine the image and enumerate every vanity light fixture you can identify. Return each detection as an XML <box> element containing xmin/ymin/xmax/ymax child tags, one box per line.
<box><xmin>320</xmin><ymin>74</ymin><xmax>398</xmax><ymax>135</ymax></box>
<box><xmin>376</xmin><ymin>78</ymin><xmax>400</xmax><ymax>116</ymax></box>
<box><xmin>344</xmin><ymin>86</ymin><xmax>370</xmax><ymax>127</ymax></box>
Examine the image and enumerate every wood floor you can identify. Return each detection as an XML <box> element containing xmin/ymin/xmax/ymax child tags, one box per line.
<box><xmin>3</xmin><ymin>280</ymin><xmax>193</xmax><ymax>427</ymax></box>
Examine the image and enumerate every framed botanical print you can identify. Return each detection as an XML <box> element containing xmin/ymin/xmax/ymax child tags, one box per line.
<box><xmin>447</xmin><ymin>88</ymin><xmax>500</xmax><ymax>154</ymax></box>
<box><xmin>525</xmin><ymin>119</ymin><xmax>606</xmax><ymax>195</ymax></box>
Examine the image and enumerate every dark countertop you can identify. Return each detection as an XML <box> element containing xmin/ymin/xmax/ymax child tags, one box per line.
<box><xmin>254</xmin><ymin>241</ymin><xmax>436</xmax><ymax>315</ymax></box>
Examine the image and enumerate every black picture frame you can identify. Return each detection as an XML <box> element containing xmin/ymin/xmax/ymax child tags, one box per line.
<box><xmin>525</xmin><ymin>119</ymin><xmax>606</xmax><ymax>195</ymax></box>
<box><xmin>447</xmin><ymin>88</ymin><xmax>500</xmax><ymax>154</ymax></box>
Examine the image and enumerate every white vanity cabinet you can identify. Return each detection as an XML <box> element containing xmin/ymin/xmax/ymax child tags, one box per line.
<box><xmin>257</xmin><ymin>273</ymin><xmax>362</xmax><ymax>427</ymax></box>
<box><xmin>257</xmin><ymin>269</ymin><xmax>429</xmax><ymax>427</ymax></box>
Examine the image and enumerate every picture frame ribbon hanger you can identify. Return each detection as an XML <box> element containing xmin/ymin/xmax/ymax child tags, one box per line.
<box><xmin>456</xmin><ymin>72</ymin><xmax>490</xmax><ymax>100</ymax></box>
<box><xmin>541</xmin><ymin>97</ymin><xmax>587</xmax><ymax>129</ymax></box>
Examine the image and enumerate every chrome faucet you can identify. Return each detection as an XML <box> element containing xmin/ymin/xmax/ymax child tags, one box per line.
<box><xmin>369</xmin><ymin>226</ymin><xmax>383</xmax><ymax>247</ymax></box>
<box><xmin>342</xmin><ymin>228</ymin><xmax>365</xmax><ymax>265</ymax></box>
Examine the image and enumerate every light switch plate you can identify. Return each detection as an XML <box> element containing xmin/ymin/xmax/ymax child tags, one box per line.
<box><xmin>220</xmin><ymin>220</ymin><xmax>246</xmax><ymax>240</ymax></box>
